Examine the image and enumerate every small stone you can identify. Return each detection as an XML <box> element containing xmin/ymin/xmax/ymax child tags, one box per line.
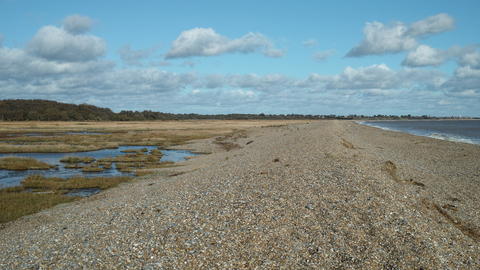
<box><xmin>305</xmin><ymin>204</ymin><xmax>313</xmax><ymax>210</ymax></box>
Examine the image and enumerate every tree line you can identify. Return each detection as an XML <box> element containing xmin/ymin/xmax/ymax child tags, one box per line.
<box><xmin>0</xmin><ymin>99</ymin><xmax>328</xmax><ymax>121</ymax></box>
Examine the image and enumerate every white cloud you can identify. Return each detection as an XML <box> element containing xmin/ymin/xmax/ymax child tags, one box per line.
<box><xmin>116</xmin><ymin>43</ymin><xmax>159</xmax><ymax>66</ymax></box>
<box><xmin>402</xmin><ymin>45</ymin><xmax>446</xmax><ymax>67</ymax></box>
<box><xmin>406</xmin><ymin>13</ymin><xmax>455</xmax><ymax>37</ymax></box>
<box><xmin>62</xmin><ymin>14</ymin><xmax>95</xmax><ymax>35</ymax></box>
<box><xmin>311</xmin><ymin>49</ymin><xmax>337</xmax><ymax>63</ymax></box>
<box><xmin>447</xmin><ymin>44</ymin><xmax>480</xmax><ymax>69</ymax></box>
<box><xmin>1</xmin><ymin>17</ymin><xmax>478</xmax><ymax>116</ymax></box>
<box><xmin>325</xmin><ymin>63</ymin><xmax>447</xmax><ymax>90</ymax></box>
<box><xmin>26</xmin><ymin>25</ymin><xmax>106</xmax><ymax>62</ymax></box>
<box><xmin>164</xmin><ymin>28</ymin><xmax>285</xmax><ymax>59</ymax></box>
<box><xmin>345</xmin><ymin>13</ymin><xmax>455</xmax><ymax>57</ymax></box>
<box><xmin>402</xmin><ymin>44</ymin><xmax>480</xmax><ymax>68</ymax></box>
<box><xmin>442</xmin><ymin>66</ymin><xmax>480</xmax><ymax>98</ymax></box>
<box><xmin>302</xmin><ymin>39</ymin><xmax>318</xmax><ymax>48</ymax></box>
<box><xmin>0</xmin><ymin>46</ymin><xmax>114</xmax><ymax>80</ymax></box>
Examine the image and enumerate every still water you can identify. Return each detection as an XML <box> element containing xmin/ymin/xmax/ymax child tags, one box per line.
<box><xmin>0</xmin><ymin>145</ymin><xmax>198</xmax><ymax>188</ymax></box>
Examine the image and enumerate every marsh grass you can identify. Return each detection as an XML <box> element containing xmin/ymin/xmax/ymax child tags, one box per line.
<box><xmin>64</xmin><ymin>164</ymin><xmax>84</xmax><ymax>169</ymax></box>
<box><xmin>1</xmin><ymin>174</ymin><xmax>133</xmax><ymax>223</ymax></box>
<box><xmin>0</xmin><ymin>157</ymin><xmax>54</xmax><ymax>170</ymax></box>
<box><xmin>21</xmin><ymin>174</ymin><xmax>132</xmax><ymax>190</ymax></box>
<box><xmin>1</xmin><ymin>120</ymin><xmax>303</xmax><ymax>154</ymax></box>
<box><xmin>60</xmin><ymin>156</ymin><xmax>95</xmax><ymax>164</ymax></box>
<box><xmin>82</xmin><ymin>166</ymin><xmax>105</xmax><ymax>172</ymax></box>
<box><xmin>0</xmin><ymin>188</ymin><xmax>77</xmax><ymax>223</ymax></box>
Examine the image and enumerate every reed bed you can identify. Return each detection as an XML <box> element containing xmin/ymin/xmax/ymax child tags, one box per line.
<box><xmin>0</xmin><ymin>157</ymin><xmax>54</xmax><ymax>170</ymax></box>
<box><xmin>0</xmin><ymin>173</ymin><xmax>133</xmax><ymax>223</ymax></box>
<box><xmin>60</xmin><ymin>156</ymin><xmax>95</xmax><ymax>164</ymax></box>
<box><xmin>21</xmin><ymin>175</ymin><xmax>132</xmax><ymax>190</ymax></box>
<box><xmin>0</xmin><ymin>188</ymin><xmax>77</xmax><ymax>223</ymax></box>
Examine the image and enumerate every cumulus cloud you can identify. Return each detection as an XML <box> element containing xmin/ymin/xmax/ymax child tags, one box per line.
<box><xmin>302</xmin><ymin>39</ymin><xmax>318</xmax><ymax>48</ymax></box>
<box><xmin>164</xmin><ymin>28</ymin><xmax>285</xmax><ymax>59</ymax></box>
<box><xmin>447</xmin><ymin>44</ymin><xmax>480</xmax><ymax>69</ymax></box>
<box><xmin>402</xmin><ymin>44</ymin><xmax>480</xmax><ymax>68</ymax></box>
<box><xmin>325</xmin><ymin>63</ymin><xmax>447</xmax><ymax>90</ymax></box>
<box><xmin>26</xmin><ymin>25</ymin><xmax>106</xmax><ymax>62</ymax></box>
<box><xmin>0</xmin><ymin>46</ymin><xmax>114</xmax><ymax>81</ymax></box>
<box><xmin>117</xmin><ymin>43</ymin><xmax>159</xmax><ymax>66</ymax></box>
<box><xmin>442</xmin><ymin>66</ymin><xmax>480</xmax><ymax>98</ymax></box>
<box><xmin>406</xmin><ymin>13</ymin><xmax>455</xmax><ymax>37</ymax></box>
<box><xmin>179</xmin><ymin>89</ymin><xmax>258</xmax><ymax>108</ymax></box>
<box><xmin>311</xmin><ymin>49</ymin><xmax>337</xmax><ymax>63</ymax></box>
<box><xmin>402</xmin><ymin>45</ymin><xmax>446</xmax><ymax>67</ymax></box>
<box><xmin>62</xmin><ymin>14</ymin><xmax>95</xmax><ymax>35</ymax></box>
<box><xmin>345</xmin><ymin>13</ymin><xmax>455</xmax><ymax>57</ymax></box>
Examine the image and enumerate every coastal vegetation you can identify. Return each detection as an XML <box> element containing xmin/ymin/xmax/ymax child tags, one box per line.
<box><xmin>0</xmin><ymin>157</ymin><xmax>55</xmax><ymax>170</ymax></box>
<box><xmin>0</xmin><ymin>99</ymin><xmax>326</xmax><ymax>121</ymax></box>
<box><xmin>60</xmin><ymin>156</ymin><xmax>95</xmax><ymax>163</ymax></box>
<box><xmin>1</xmin><ymin>99</ymin><xmax>478</xmax><ymax>122</ymax></box>
<box><xmin>0</xmin><ymin>119</ymin><xmax>305</xmax><ymax>223</ymax></box>
<box><xmin>0</xmin><ymin>187</ymin><xmax>77</xmax><ymax>224</ymax></box>
<box><xmin>0</xmin><ymin>175</ymin><xmax>133</xmax><ymax>223</ymax></box>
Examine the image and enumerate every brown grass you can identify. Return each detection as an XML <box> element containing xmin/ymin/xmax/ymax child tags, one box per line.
<box><xmin>0</xmin><ymin>120</ymin><xmax>308</xmax><ymax>154</ymax></box>
<box><xmin>1</xmin><ymin>173</ymin><xmax>133</xmax><ymax>223</ymax></box>
<box><xmin>0</xmin><ymin>157</ymin><xmax>54</xmax><ymax>170</ymax></box>
<box><xmin>0</xmin><ymin>120</ymin><xmax>309</xmax><ymax>223</ymax></box>
<box><xmin>82</xmin><ymin>166</ymin><xmax>105</xmax><ymax>172</ymax></box>
<box><xmin>21</xmin><ymin>174</ymin><xmax>132</xmax><ymax>190</ymax></box>
<box><xmin>64</xmin><ymin>164</ymin><xmax>84</xmax><ymax>169</ymax></box>
<box><xmin>60</xmin><ymin>156</ymin><xmax>95</xmax><ymax>164</ymax></box>
<box><xmin>0</xmin><ymin>188</ymin><xmax>77</xmax><ymax>223</ymax></box>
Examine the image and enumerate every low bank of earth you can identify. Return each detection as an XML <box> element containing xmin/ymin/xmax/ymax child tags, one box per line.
<box><xmin>0</xmin><ymin>120</ymin><xmax>479</xmax><ymax>269</ymax></box>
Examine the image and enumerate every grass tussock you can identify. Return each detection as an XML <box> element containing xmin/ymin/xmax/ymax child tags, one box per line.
<box><xmin>0</xmin><ymin>144</ymin><xmax>102</xmax><ymax>153</ymax></box>
<box><xmin>60</xmin><ymin>156</ymin><xmax>95</xmax><ymax>164</ymax></box>
<box><xmin>64</xmin><ymin>164</ymin><xmax>84</xmax><ymax>169</ymax></box>
<box><xmin>21</xmin><ymin>174</ymin><xmax>132</xmax><ymax>190</ymax></box>
<box><xmin>82</xmin><ymin>166</ymin><xmax>105</xmax><ymax>172</ymax></box>
<box><xmin>0</xmin><ymin>188</ymin><xmax>77</xmax><ymax>224</ymax></box>
<box><xmin>0</xmin><ymin>157</ymin><xmax>54</xmax><ymax>170</ymax></box>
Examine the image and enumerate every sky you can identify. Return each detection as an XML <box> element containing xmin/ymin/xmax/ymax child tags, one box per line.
<box><xmin>1</xmin><ymin>0</ymin><xmax>479</xmax><ymax>116</ymax></box>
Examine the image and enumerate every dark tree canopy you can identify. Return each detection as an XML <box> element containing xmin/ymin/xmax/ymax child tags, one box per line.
<box><xmin>0</xmin><ymin>99</ymin><xmax>330</xmax><ymax>121</ymax></box>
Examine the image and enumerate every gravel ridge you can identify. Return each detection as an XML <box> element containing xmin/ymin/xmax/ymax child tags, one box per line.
<box><xmin>1</xmin><ymin>120</ymin><xmax>479</xmax><ymax>269</ymax></box>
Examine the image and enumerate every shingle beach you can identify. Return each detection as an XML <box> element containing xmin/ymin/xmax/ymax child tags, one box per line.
<box><xmin>1</xmin><ymin>120</ymin><xmax>479</xmax><ymax>269</ymax></box>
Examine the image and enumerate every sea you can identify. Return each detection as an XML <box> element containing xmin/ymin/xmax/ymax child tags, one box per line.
<box><xmin>356</xmin><ymin>120</ymin><xmax>480</xmax><ymax>145</ymax></box>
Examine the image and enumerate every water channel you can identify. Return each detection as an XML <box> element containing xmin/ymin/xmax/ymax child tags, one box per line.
<box><xmin>0</xmin><ymin>145</ymin><xmax>198</xmax><ymax>189</ymax></box>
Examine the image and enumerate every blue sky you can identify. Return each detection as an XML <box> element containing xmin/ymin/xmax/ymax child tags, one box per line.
<box><xmin>1</xmin><ymin>0</ymin><xmax>479</xmax><ymax>116</ymax></box>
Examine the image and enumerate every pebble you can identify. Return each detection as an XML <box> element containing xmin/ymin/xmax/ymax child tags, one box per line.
<box><xmin>1</xmin><ymin>120</ymin><xmax>479</xmax><ymax>269</ymax></box>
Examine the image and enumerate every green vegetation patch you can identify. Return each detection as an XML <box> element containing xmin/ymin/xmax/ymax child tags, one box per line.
<box><xmin>0</xmin><ymin>188</ymin><xmax>77</xmax><ymax>223</ymax></box>
<box><xmin>64</xmin><ymin>164</ymin><xmax>84</xmax><ymax>169</ymax></box>
<box><xmin>82</xmin><ymin>165</ymin><xmax>105</xmax><ymax>172</ymax></box>
<box><xmin>60</xmin><ymin>156</ymin><xmax>95</xmax><ymax>164</ymax></box>
<box><xmin>0</xmin><ymin>157</ymin><xmax>54</xmax><ymax>170</ymax></box>
<box><xmin>1</xmin><ymin>174</ymin><xmax>133</xmax><ymax>223</ymax></box>
<box><xmin>21</xmin><ymin>174</ymin><xmax>132</xmax><ymax>190</ymax></box>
